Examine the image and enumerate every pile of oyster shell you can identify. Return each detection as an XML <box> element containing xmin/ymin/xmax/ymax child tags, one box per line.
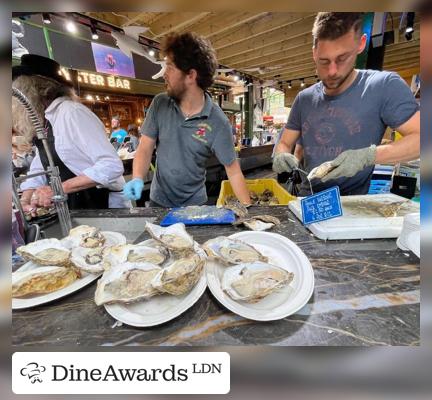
<box><xmin>94</xmin><ymin>222</ymin><xmax>206</xmax><ymax>306</ymax></box>
<box><xmin>203</xmin><ymin>236</ymin><xmax>294</xmax><ymax>303</ymax></box>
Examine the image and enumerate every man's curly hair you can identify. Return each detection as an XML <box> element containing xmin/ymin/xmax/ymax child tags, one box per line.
<box><xmin>162</xmin><ymin>32</ymin><xmax>217</xmax><ymax>91</ymax></box>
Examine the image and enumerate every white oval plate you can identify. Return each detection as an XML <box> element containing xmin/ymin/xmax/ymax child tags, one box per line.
<box><xmin>103</xmin><ymin>274</ymin><xmax>207</xmax><ymax>327</ymax></box>
<box><xmin>206</xmin><ymin>231</ymin><xmax>315</xmax><ymax>321</ymax></box>
<box><xmin>103</xmin><ymin>240</ymin><xmax>207</xmax><ymax>327</ymax></box>
<box><xmin>12</xmin><ymin>261</ymin><xmax>101</xmax><ymax>310</ymax></box>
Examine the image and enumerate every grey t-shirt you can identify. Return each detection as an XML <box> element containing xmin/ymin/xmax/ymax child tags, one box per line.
<box><xmin>141</xmin><ymin>92</ymin><xmax>237</xmax><ymax>207</ymax></box>
<box><xmin>286</xmin><ymin>70</ymin><xmax>419</xmax><ymax>195</ymax></box>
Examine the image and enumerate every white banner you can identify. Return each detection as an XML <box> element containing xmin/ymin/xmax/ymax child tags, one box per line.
<box><xmin>12</xmin><ymin>352</ymin><xmax>230</xmax><ymax>394</ymax></box>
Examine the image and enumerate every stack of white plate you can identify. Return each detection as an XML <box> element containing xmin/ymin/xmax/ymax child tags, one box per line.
<box><xmin>396</xmin><ymin>212</ymin><xmax>420</xmax><ymax>258</ymax></box>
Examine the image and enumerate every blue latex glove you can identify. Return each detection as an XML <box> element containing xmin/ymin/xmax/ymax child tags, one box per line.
<box><xmin>123</xmin><ymin>178</ymin><xmax>144</xmax><ymax>200</ymax></box>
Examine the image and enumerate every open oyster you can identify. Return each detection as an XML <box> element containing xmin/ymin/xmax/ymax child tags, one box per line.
<box><xmin>307</xmin><ymin>161</ymin><xmax>337</xmax><ymax>181</ymax></box>
<box><xmin>203</xmin><ymin>236</ymin><xmax>268</xmax><ymax>265</ymax></box>
<box><xmin>104</xmin><ymin>244</ymin><xmax>168</xmax><ymax>267</ymax></box>
<box><xmin>16</xmin><ymin>238</ymin><xmax>71</xmax><ymax>266</ymax></box>
<box><xmin>152</xmin><ymin>252</ymin><xmax>205</xmax><ymax>296</ymax></box>
<box><xmin>66</xmin><ymin>225</ymin><xmax>106</xmax><ymax>248</ymax></box>
<box><xmin>94</xmin><ymin>262</ymin><xmax>162</xmax><ymax>306</ymax></box>
<box><xmin>145</xmin><ymin>222</ymin><xmax>194</xmax><ymax>255</ymax></box>
<box><xmin>222</xmin><ymin>262</ymin><xmax>294</xmax><ymax>303</ymax></box>
<box><xmin>70</xmin><ymin>247</ymin><xmax>109</xmax><ymax>274</ymax></box>
<box><xmin>12</xmin><ymin>266</ymin><xmax>78</xmax><ymax>297</ymax></box>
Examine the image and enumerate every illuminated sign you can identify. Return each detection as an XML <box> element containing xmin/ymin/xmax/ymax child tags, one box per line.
<box><xmin>60</xmin><ymin>67</ymin><xmax>131</xmax><ymax>90</ymax></box>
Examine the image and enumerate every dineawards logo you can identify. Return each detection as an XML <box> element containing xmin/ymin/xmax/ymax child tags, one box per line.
<box><xmin>20</xmin><ymin>362</ymin><xmax>47</xmax><ymax>383</ymax></box>
<box><xmin>12</xmin><ymin>352</ymin><xmax>230</xmax><ymax>394</ymax></box>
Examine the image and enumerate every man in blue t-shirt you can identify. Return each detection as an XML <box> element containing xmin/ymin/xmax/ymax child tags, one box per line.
<box><xmin>110</xmin><ymin>116</ymin><xmax>128</xmax><ymax>144</ymax></box>
<box><xmin>273</xmin><ymin>12</ymin><xmax>420</xmax><ymax>196</ymax></box>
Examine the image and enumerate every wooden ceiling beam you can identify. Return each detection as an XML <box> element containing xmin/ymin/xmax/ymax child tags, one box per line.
<box><xmin>211</xmin><ymin>12</ymin><xmax>314</xmax><ymax>51</ymax></box>
<box><xmin>181</xmin><ymin>12</ymin><xmax>267</xmax><ymax>39</ymax></box>
<box><xmin>216</xmin><ymin>16</ymin><xmax>314</xmax><ymax>60</ymax></box>
<box><xmin>149</xmin><ymin>12</ymin><xmax>211</xmax><ymax>38</ymax></box>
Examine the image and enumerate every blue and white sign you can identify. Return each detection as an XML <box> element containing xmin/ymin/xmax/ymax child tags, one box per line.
<box><xmin>301</xmin><ymin>186</ymin><xmax>343</xmax><ymax>225</ymax></box>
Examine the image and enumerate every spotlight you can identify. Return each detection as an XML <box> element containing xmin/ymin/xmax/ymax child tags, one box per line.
<box><xmin>233</xmin><ymin>74</ymin><xmax>239</xmax><ymax>82</ymax></box>
<box><xmin>91</xmin><ymin>26</ymin><xmax>99</xmax><ymax>40</ymax></box>
<box><xmin>300</xmin><ymin>79</ymin><xmax>305</xmax><ymax>87</ymax></box>
<box><xmin>66</xmin><ymin>20</ymin><xmax>77</xmax><ymax>34</ymax></box>
<box><xmin>405</xmin><ymin>12</ymin><xmax>415</xmax><ymax>41</ymax></box>
<box><xmin>287</xmin><ymin>81</ymin><xmax>292</xmax><ymax>89</ymax></box>
<box><xmin>149</xmin><ymin>49</ymin><xmax>155</xmax><ymax>57</ymax></box>
<box><xmin>42</xmin><ymin>13</ymin><xmax>51</xmax><ymax>24</ymax></box>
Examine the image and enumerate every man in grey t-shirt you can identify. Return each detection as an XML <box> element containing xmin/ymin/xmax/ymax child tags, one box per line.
<box><xmin>123</xmin><ymin>32</ymin><xmax>251</xmax><ymax>207</ymax></box>
<box><xmin>273</xmin><ymin>13</ymin><xmax>420</xmax><ymax>196</ymax></box>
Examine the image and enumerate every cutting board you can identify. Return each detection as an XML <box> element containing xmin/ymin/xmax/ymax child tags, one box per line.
<box><xmin>289</xmin><ymin>193</ymin><xmax>420</xmax><ymax>240</ymax></box>
<box><xmin>160</xmin><ymin>206</ymin><xmax>235</xmax><ymax>226</ymax></box>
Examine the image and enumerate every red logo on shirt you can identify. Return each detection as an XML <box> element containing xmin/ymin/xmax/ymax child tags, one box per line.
<box><xmin>196</xmin><ymin>127</ymin><xmax>206</xmax><ymax>137</ymax></box>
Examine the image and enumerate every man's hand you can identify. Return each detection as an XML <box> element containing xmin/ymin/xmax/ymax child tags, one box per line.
<box><xmin>272</xmin><ymin>152</ymin><xmax>299</xmax><ymax>174</ymax></box>
<box><xmin>319</xmin><ymin>145</ymin><xmax>377</xmax><ymax>183</ymax></box>
<box><xmin>31</xmin><ymin>186</ymin><xmax>54</xmax><ymax>208</ymax></box>
<box><xmin>123</xmin><ymin>178</ymin><xmax>144</xmax><ymax>200</ymax></box>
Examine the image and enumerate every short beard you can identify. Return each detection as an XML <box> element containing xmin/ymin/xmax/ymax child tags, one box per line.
<box><xmin>322</xmin><ymin>66</ymin><xmax>355</xmax><ymax>90</ymax></box>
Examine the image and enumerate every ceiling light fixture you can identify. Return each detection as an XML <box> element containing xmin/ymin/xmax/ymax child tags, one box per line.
<box><xmin>42</xmin><ymin>13</ymin><xmax>51</xmax><ymax>24</ymax></box>
<box><xmin>300</xmin><ymin>79</ymin><xmax>305</xmax><ymax>87</ymax></box>
<box><xmin>148</xmin><ymin>49</ymin><xmax>155</xmax><ymax>57</ymax></box>
<box><xmin>91</xmin><ymin>25</ymin><xmax>99</xmax><ymax>40</ymax></box>
<box><xmin>66</xmin><ymin>20</ymin><xmax>77</xmax><ymax>34</ymax></box>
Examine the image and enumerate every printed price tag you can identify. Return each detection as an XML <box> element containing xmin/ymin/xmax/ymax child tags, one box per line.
<box><xmin>301</xmin><ymin>186</ymin><xmax>343</xmax><ymax>225</ymax></box>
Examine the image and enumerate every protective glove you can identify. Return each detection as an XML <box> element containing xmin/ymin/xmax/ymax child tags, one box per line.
<box><xmin>272</xmin><ymin>152</ymin><xmax>299</xmax><ymax>174</ymax></box>
<box><xmin>319</xmin><ymin>145</ymin><xmax>377</xmax><ymax>183</ymax></box>
<box><xmin>123</xmin><ymin>178</ymin><xmax>144</xmax><ymax>200</ymax></box>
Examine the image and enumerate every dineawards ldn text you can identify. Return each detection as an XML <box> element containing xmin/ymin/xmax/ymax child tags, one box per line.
<box><xmin>52</xmin><ymin>364</ymin><xmax>189</xmax><ymax>382</ymax></box>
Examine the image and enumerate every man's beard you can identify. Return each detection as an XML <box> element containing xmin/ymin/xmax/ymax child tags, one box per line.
<box><xmin>166</xmin><ymin>81</ymin><xmax>186</xmax><ymax>101</ymax></box>
<box><xmin>322</xmin><ymin>66</ymin><xmax>355</xmax><ymax>90</ymax></box>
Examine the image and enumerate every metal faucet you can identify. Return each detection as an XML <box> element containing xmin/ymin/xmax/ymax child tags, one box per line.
<box><xmin>12</xmin><ymin>87</ymin><xmax>72</xmax><ymax>237</ymax></box>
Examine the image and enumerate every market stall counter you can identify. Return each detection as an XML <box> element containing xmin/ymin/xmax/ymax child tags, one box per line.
<box><xmin>12</xmin><ymin>206</ymin><xmax>419</xmax><ymax>346</ymax></box>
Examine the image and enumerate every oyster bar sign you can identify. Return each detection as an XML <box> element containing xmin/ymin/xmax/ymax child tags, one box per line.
<box><xmin>60</xmin><ymin>67</ymin><xmax>131</xmax><ymax>90</ymax></box>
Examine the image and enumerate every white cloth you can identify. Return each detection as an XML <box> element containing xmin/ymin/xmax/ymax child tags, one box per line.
<box><xmin>20</xmin><ymin>97</ymin><xmax>131</xmax><ymax>208</ymax></box>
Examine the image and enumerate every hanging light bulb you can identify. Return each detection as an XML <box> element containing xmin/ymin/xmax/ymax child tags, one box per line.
<box><xmin>42</xmin><ymin>13</ymin><xmax>51</xmax><ymax>24</ymax></box>
<box><xmin>91</xmin><ymin>25</ymin><xmax>99</xmax><ymax>40</ymax></box>
<box><xmin>149</xmin><ymin>49</ymin><xmax>155</xmax><ymax>57</ymax></box>
<box><xmin>287</xmin><ymin>81</ymin><xmax>292</xmax><ymax>89</ymax></box>
<box><xmin>300</xmin><ymin>79</ymin><xmax>305</xmax><ymax>87</ymax></box>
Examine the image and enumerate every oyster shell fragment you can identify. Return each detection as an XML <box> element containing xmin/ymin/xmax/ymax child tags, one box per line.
<box><xmin>94</xmin><ymin>262</ymin><xmax>162</xmax><ymax>306</ymax></box>
<box><xmin>222</xmin><ymin>262</ymin><xmax>294</xmax><ymax>303</ymax></box>
<box><xmin>12</xmin><ymin>266</ymin><xmax>78</xmax><ymax>297</ymax></box>
<box><xmin>233</xmin><ymin>215</ymin><xmax>281</xmax><ymax>231</ymax></box>
<box><xmin>203</xmin><ymin>236</ymin><xmax>268</xmax><ymax>265</ymax></box>
<box><xmin>16</xmin><ymin>238</ymin><xmax>71</xmax><ymax>266</ymax></box>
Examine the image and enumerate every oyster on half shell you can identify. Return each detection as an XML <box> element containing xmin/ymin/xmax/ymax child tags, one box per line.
<box><xmin>233</xmin><ymin>215</ymin><xmax>281</xmax><ymax>231</ymax></box>
<box><xmin>12</xmin><ymin>266</ymin><xmax>78</xmax><ymax>297</ymax></box>
<box><xmin>16</xmin><ymin>238</ymin><xmax>71</xmax><ymax>266</ymax></box>
<box><xmin>222</xmin><ymin>261</ymin><xmax>294</xmax><ymax>303</ymax></box>
<box><xmin>70</xmin><ymin>246</ymin><xmax>109</xmax><ymax>274</ymax></box>
<box><xmin>104</xmin><ymin>244</ymin><xmax>168</xmax><ymax>268</ymax></box>
<box><xmin>145</xmin><ymin>222</ymin><xmax>194</xmax><ymax>255</ymax></box>
<box><xmin>66</xmin><ymin>225</ymin><xmax>106</xmax><ymax>248</ymax></box>
<box><xmin>94</xmin><ymin>262</ymin><xmax>162</xmax><ymax>306</ymax></box>
<box><xmin>307</xmin><ymin>162</ymin><xmax>337</xmax><ymax>181</ymax></box>
<box><xmin>151</xmin><ymin>252</ymin><xmax>205</xmax><ymax>296</ymax></box>
<box><xmin>203</xmin><ymin>236</ymin><xmax>268</xmax><ymax>265</ymax></box>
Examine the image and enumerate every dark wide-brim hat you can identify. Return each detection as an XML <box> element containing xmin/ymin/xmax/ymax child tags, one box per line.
<box><xmin>12</xmin><ymin>54</ymin><xmax>73</xmax><ymax>87</ymax></box>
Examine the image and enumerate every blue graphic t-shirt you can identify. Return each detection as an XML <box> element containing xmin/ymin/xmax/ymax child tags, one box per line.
<box><xmin>286</xmin><ymin>70</ymin><xmax>419</xmax><ymax>195</ymax></box>
<box><xmin>110</xmin><ymin>128</ymin><xmax>128</xmax><ymax>144</ymax></box>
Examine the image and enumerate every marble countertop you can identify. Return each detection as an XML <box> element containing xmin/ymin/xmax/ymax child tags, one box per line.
<box><xmin>12</xmin><ymin>207</ymin><xmax>420</xmax><ymax>346</ymax></box>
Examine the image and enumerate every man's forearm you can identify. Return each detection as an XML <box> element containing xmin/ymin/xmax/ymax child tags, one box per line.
<box><xmin>375</xmin><ymin>133</ymin><xmax>420</xmax><ymax>164</ymax></box>
<box><xmin>62</xmin><ymin>175</ymin><xmax>97</xmax><ymax>193</ymax></box>
<box><xmin>132</xmin><ymin>141</ymin><xmax>154</xmax><ymax>180</ymax></box>
<box><xmin>225</xmin><ymin>163</ymin><xmax>251</xmax><ymax>205</ymax></box>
